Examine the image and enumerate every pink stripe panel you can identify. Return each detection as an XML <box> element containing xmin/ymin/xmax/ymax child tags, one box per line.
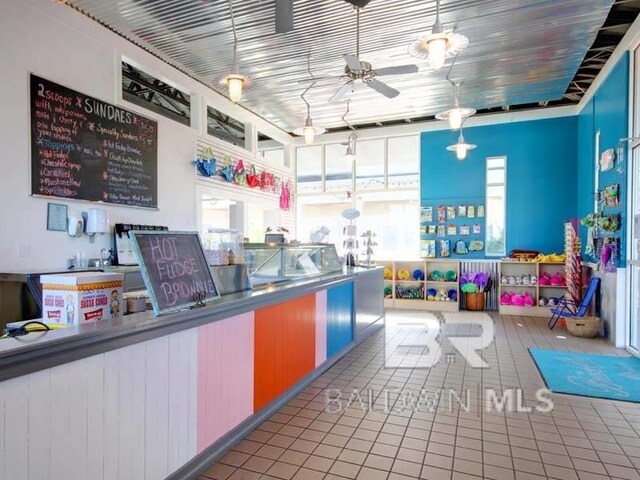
<box><xmin>197</xmin><ymin>312</ymin><xmax>254</xmax><ymax>453</ymax></box>
<box><xmin>315</xmin><ymin>290</ymin><xmax>327</xmax><ymax>367</ymax></box>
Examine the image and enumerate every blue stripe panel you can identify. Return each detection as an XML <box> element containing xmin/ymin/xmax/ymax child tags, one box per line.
<box><xmin>326</xmin><ymin>282</ymin><xmax>354</xmax><ymax>358</ymax></box>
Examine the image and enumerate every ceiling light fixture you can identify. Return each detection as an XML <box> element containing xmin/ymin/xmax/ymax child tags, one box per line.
<box><xmin>342</xmin><ymin>100</ymin><xmax>357</xmax><ymax>164</ymax></box>
<box><xmin>293</xmin><ymin>54</ymin><xmax>326</xmax><ymax>144</ymax></box>
<box><xmin>436</xmin><ymin>56</ymin><xmax>476</xmax><ymax>130</ymax></box>
<box><xmin>447</xmin><ymin>130</ymin><xmax>476</xmax><ymax>160</ymax></box>
<box><xmin>220</xmin><ymin>0</ymin><xmax>247</xmax><ymax>102</ymax></box>
<box><xmin>408</xmin><ymin>0</ymin><xmax>469</xmax><ymax>70</ymax></box>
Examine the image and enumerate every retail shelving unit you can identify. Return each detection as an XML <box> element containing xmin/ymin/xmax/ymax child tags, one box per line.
<box><xmin>498</xmin><ymin>260</ymin><xmax>566</xmax><ymax>317</ymax></box>
<box><xmin>380</xmin><ymin>260</ymin><xmax>460</xmax><ymax>312</ymax></box>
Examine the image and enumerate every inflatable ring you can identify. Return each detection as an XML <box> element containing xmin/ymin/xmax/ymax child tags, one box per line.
<box><xmin>397</xmin><ymin>269</ymin><xmax>411</xmax><ymax>280</ymax></box>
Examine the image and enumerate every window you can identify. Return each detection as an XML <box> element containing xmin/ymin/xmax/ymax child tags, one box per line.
<box><xmin>297</xmin><ymin>145</ymin><xmax>323</xmax><ymax>194</ymax></box>
<box><xmin>486</xmin><ymin>157</ymin><xmax>506</xmax><ymax>256</ymax></box>
<box><xmin>207</xmin><ymin>106</ymin><xmax>246</xmax><ymax>148</ymax></box>
<box><xmin>325</xmin><ymin>143</ymin><xmax>353</xmax><ymax>192</ymax></box>
<box><xmin>258</xmin><ymin>132</ymin><xmax>285</xmax><ymax>167</ymax></box>
<box><xmin>388</xmin><ymin>136</ymin><xmax>419</xmax><ymax>188</ymax></box>
<box><xmin>355</xmin><ymin>191</ymin><xmax>419</xmax><ymax>260</ymax></box>
<box><xmin>122</xmin><ymin>61</ymin><xmax>191</xmax><ymax>126</ymax></box>
<box><xmin>296</xmin><ymin>196</ymin><xmax>352</xmax><ymax>248</ymax></box>
<box><xmin>295</xmin><ymin>135</ymin><xmax>421</xmax><ymax>257</ymax></box>
<box><xmin>356</xmin><ymin>139</ymin><xmax>385</xmax><ymax>190</ymax></box>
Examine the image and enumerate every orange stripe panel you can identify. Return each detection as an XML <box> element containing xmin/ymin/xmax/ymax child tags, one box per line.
<box><xmin>254</xmin><ymin>294</ymin><xmax>316</xmax><ymax>411</ymax></box>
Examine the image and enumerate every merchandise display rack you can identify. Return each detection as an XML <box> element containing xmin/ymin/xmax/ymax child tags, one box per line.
<box><xmin>381</xmin><ymin>259</ymin><xmax>460</xmax><ymax>312</ymax></box>
<box><xmin>498</xmin><ymin>260</ymin><xmax>566</xmax><ymax>317</ymax></box>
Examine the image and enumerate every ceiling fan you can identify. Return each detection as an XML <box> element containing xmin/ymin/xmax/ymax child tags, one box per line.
<box><xmin>325</xmin><ymin>7</ymin><xmax>419</xmax><ymax>102</ymax></box>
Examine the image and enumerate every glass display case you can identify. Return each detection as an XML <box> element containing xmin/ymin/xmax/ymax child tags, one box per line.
<box><xmin>244</xmin><ymin>243</ymin><xmax>342</xmax><ymax>287</ymax></box>
<box><xmin>202</xmin><ymin>228</ymin><xmax>245</xmax><ymax>266</ymax></box>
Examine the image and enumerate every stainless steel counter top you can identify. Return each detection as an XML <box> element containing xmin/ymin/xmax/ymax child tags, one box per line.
<box><xmin>0</xmin><ymin>267</ymin><xmax>382</xmax><ymax>382</ymax></box>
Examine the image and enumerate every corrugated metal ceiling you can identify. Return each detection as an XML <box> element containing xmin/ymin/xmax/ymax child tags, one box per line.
<box><xmin>68</xmin><ymin>0</ymin><xmax>614</xmax><ymax>131</ymax></box>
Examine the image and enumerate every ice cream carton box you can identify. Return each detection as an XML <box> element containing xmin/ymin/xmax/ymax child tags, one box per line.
<box><xmin>40</xmin><ymin>272</ymin><xmax>124</xmax><ymax>325</ymax></box>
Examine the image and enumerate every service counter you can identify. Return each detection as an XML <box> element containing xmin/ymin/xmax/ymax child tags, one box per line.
<box><xmin>0</xmin><ymin>266</ymin><xmax>383</xmax><ymax>480</ymax></box>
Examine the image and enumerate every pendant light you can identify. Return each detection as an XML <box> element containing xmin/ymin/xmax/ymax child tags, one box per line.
<box><xmin>436</xmin><ymin>56</ymin><xmax>475</xmax><ymax>130</ymax></box>
<box><xmin>342</xmin><ymin>100</ymin><xmax>356</xmax><ymax>164</ymax></box>
<box><xmin>409</xmin><ymin>0</ymin><xmax>469</xmax><ymax>70</ymax></box>
<box><xmin>447</xmin><ymin>130</ymin><xmax>476</xmax><ymax>160</ymax></box>
<box><xmin>293</xmin><ymin>54</ymin><xmax>326</xmax><ymax>144</ymax></box>
<box><xmin>220</xmin><ymin>0</ymin><xmax>247</xmax><ymax>102</ymax></box>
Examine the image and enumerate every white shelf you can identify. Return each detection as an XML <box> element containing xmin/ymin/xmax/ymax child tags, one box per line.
<box><xmin>379</xmin><ymin>259</ymin><xmax>460</xmax><ymax>312</ymax></box>
<box><xmin>499</xmin><ymin>260</ymin><xmax>566</xmax><ymax>317</ymax></box>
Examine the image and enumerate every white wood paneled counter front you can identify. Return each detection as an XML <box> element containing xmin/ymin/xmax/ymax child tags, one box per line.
<box><xmin>0</xmin><ymin>330</ymin><xmax>198</xmax><ymax>480</ymax></box>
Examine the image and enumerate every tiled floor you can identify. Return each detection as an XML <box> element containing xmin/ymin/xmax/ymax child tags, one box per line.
<box><xmin>200</xmin><ymin>309</ymin><xmax>640</xmax><ymax>480</ymax></box>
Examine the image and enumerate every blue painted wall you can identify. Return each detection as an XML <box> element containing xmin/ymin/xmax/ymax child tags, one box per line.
<box><xmin>577</xmin><ymin>53</ymin><xmax>629</xmax><ymax>265</ymax></box>
<box><xmin>326</xmin><ymin>282</ymin><xmax>354</xmax><ymax>358</ymax></box>
<box><xmin>421</xmin><ymin>117</ymin><xmax>578</xmax><ymax>257</ymax></box>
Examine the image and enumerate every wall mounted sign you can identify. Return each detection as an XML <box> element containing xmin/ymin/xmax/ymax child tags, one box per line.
<box><xmin>129</xmin><ymin>231</ymin><xmax>219</xmax><ymax>315</ymax></box>
<box><xmin>46</xmin><ymin>202</ymin><xmax>68</xmax><ymax>231</ymax></box>
<box><xmin>30</xmin><ymin>74</ymin><xmax>158</xmax><ymax>208</ymax></box>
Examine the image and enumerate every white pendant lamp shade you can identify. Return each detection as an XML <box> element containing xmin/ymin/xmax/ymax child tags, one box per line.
<box><xmin>408</xmin><ymin>0</ymin><xmax>469</xmax><ymax>70</ymax></box>
<box><xmin>436</xmin><ymin>83</ymin><xmax>476</xmax><ymax>130</ymax></box>
<box><xmin>344</xmin><ymin>143</ymin><xmax>356</xmax><ymax>163</ymax></box>
<box><xmin>342</xmin><ymin>101</ymin><xmax>356</xmax><ymax>164</ymax></box>
<box><xmin>437</xmin><ymin>106</ymin><xmax>476</xmax><ymax>130</ymax></box>
<box><xmin>426</xmin><ymin>37</ymin><xmax>447</xmax><ymax>70</ymax></box>
<box><xmin>218</xmin><ymin>0</ymin><xmax>248</xmax><ymax>103</ymax></box>
<box><xmin>447</xmin><ymin>132</ymin><xmax>476</xmax><ymax>160</ymax></box>
<box><xmin>223</xmin><ymin>73</ymin><xmax>246</xmax><ymax>102</ymax></box>
<box><xmin>293</xmin><ymin>55</ymin><xmax>326</xmax><ymax>145</ymax></box>
<box><xmin>294</xmin><ymin>117</ymin><xmax>326</xmax><ymax>145</ymax></box>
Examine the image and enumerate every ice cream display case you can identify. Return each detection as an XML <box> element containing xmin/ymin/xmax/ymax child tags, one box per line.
<box><xmin>244</xmin><ymin>243</ymin><xmax>342</xmax><ymax>287</ymax></box>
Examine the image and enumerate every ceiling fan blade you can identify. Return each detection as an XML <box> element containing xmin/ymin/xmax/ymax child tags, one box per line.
<box><xmin>374</xmin><ymin>64</ymin><xmax>419</xmax><ymax>76</ymax></box>
<box><xmin>329</xmin><ymin>82</ymin><xmax>353</xmax><ymax>103</ymax></box>
<box><xmin>366</xmin><ymin>79</ymin><xmax>399</xmax><ymax>99</ymax></box>
<box><xmin>275</xmin><ymin>0</ymin><xmax>294</xmax><ymax>33</ymax></box>
<box><xmin>344</xmin><ymin>54</ymin><xmax>362</xmax><ymax>71</ymax></box>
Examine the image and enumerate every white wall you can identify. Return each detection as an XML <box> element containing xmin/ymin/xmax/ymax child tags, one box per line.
<box><xmin>0</xmin><ymin>0</ymin><xmax>293</xmax><ymax>272</ymax></box>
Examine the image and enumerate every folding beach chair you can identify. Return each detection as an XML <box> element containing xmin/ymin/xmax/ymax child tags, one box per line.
<box><xmin>548</xmin><ymin>276</ymin><xmax>600</xmax><ymax>330</ymax></box>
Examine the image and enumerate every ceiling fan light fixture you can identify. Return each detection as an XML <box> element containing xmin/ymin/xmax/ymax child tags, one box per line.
<box><xmin>446</xmin><ymin>132</ymin><xmax>476</xmax><ymax>160</ymax></box>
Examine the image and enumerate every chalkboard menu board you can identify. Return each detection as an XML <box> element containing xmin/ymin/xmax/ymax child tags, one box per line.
<box><xmin>30</xmin><ymin>74</ymin><xmax>158</xmax><ymax>208</ymax></box>
<box><xmin>129</xmin><ymin>231</ymin><xmax>219</xmax><ymax>315</ymax></box>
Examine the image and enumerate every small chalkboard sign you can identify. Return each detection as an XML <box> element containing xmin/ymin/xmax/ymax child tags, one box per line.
<box><xmin>129</xmin><ymin>231</ymin><xmax>219</xmax><ymax>315</ymax></box>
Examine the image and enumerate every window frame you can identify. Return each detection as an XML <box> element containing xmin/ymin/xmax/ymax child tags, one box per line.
<box><xmin>206</xmin><ymin>104</ymin><xmax>248</xmax><ymax>149</ymax></box>
<box><xmin>120</xmin><ymin>60</ymin><xmax>192</xmax><ymax>127</ymax></box>
<box><xmin>485</xmin><ymin>156</ymin><xmax>507</xmax><ymax>257</ymax></box>
<box><xmin>295</xmin><ymin>134</ymin><xmax>419</xmax><ymax>197</ymax></box>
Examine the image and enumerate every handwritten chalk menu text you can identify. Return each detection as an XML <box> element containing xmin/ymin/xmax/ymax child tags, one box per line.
<box><xmin>130</xmin><ymin>231</ymin><xmax>219</xmax><ymax>314</ymax></box>
<box><xmin>30</xmin><ymin>74</ymin><xmax>158</xmax><ymax>208</ymax></box>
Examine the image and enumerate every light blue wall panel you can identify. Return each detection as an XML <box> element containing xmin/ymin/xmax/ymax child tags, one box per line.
<box><xmin>327</xmin><ymin>282</ymin><xmax>354</xmax><ymax>358</ymax></box>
